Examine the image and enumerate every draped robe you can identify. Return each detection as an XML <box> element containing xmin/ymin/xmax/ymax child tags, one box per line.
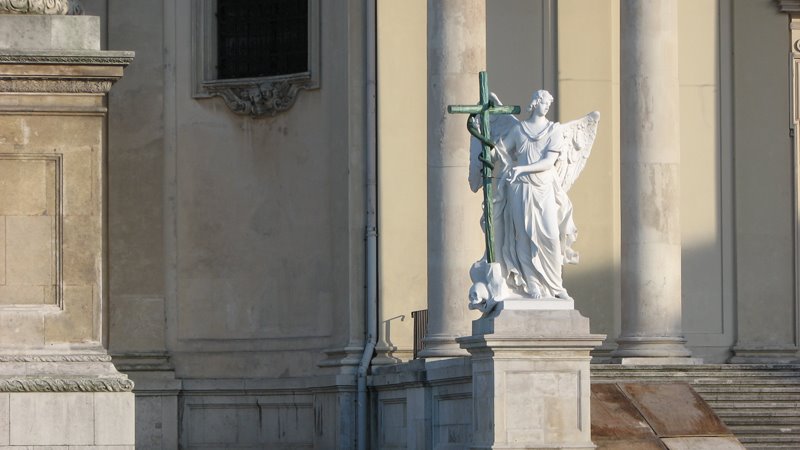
<box><xmin>492</xmin><ymin>119</ymin><xmax>578</xmax><ymax>298</ymax></box>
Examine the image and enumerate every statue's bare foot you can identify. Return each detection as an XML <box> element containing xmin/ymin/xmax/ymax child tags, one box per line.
<box><xmin>555</xmin><ymin>291</ymin><xmax>573</xmax><ymax>301</ymax></box>
<box><xmin>529</xmin><ymin>283</ymin><xmax>542</xmax><ymax>299</ymax></box>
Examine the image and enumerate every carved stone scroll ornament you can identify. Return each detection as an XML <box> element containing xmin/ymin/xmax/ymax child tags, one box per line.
<box><xmin>0</xmin><ymin>77</ymin><xmax>114</xmax><ymax>93</ymax></box>
<box><xmin>0</xmin><ymin>377</ymin><xmax>134</xmax><ymax>392</ymax></box>
<box><xmin>0</xmin><ymin>0</ymin><xmax>83</xmax><ymax>14</ymax></box>
<box><xmin>204</xmin><ymin>77</ymin><xmax>309</xmax><ymax>117</ymax></box>
<box><xmin>0</xmin><ymin>354</ymin><xmax>112</xmax><ymax>363</ymax></box>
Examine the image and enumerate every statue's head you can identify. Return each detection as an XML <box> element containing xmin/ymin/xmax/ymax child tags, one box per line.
<box><xmin>527</xmin><ymin>89</ymin><xmax>554</xmax><ymax>114</ymax></box>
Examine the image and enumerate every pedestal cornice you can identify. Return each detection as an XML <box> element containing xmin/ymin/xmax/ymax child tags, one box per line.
<box><xmin>0</xmin><ymin>50</ymin><xmax>134</xmax><ymax>94</ymax></box>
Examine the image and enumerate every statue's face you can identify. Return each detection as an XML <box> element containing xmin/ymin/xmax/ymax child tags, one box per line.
<box><xmin>536</xmin><ymin>97</ymin><xmax>552</xmax><ymax>116</ymax></box>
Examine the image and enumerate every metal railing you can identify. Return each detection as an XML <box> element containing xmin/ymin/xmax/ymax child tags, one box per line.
<box><xmin>411</xmin><ymin>309</ymin><xmax>428</xmax><ymax>359</ymax></box>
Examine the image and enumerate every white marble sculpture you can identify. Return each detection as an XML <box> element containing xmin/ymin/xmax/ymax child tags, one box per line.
<box><xmin>468</xmin><ymin>90</ymin><xmax>599</xmax><ymax>313</ymax></box>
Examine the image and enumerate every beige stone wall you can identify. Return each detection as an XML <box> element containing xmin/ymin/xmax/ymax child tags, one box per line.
<box><xmin>96</xmin><ymin>0</ymin><xmax>368</xmax><ymax>377</ymax></box>
<box><xmin>557</xmin><ymin>0</ymin><xmax>622</xmax><ymax>355</ymax></box>
<box><xmin>376</xmin><ymin>0</ymin><xmax>428</xmax><ymax>362</ymax></box>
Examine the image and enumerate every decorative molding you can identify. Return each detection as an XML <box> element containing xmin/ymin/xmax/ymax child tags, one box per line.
<box><xmin>0</xmin><ymin>77</ymin><xmax>114</xmax><ymax>93</ymax></box>
<box><xmin>191</xmin><ymin>0</ymin><xmax>321</xmax><ymax>117</ymax></box>
<box><xmin>0</xmin><ymin>53</ymin><xmax>134</xmax><ymax>65</ymax></box>
<box><xmin>0</xmin><ymin>377</ymin><xmax>134</xmax><ymax>392</ymax></box>
<box><xmin>0</xmin><ymin>354</ymin><xmax>112</xmax><ymax>363</ymax></box>
<box><xmin>204</xmin><ymin>76</ymin><xmax>312</xmax><ymax>117</ymax></box>
<box><xmin>779</xmin><ymin>0</ymin><xmax>800</xmax><ymax>13</ymax></box>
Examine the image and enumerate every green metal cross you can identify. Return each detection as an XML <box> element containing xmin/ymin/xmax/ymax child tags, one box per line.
<box><xmin>447</xmin><ymin>71</ymin><xmax>520</xmax><ymax>263</ymax></box>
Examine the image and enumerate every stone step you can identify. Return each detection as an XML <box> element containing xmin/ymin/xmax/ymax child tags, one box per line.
<box><xmin>725</xmin><ymin>417</ymin><xmax>800</xmax><ymax>426</ymax></box>
<box><xmin>693</xmin><ymin>378</ymin><xmax>800</xmax><ymax>385</ymax></box>
<box><xmin>730</xmin><ymin>425</ymin><xmax>800</xmax><ymax>434</ymax></box>
<box><xmin>738</xmin><ymin>434</ymin><xmax>800</xmax><ymax>443</ymax></box>
<box><xmin>715</xmin><ymin>409</ymin><xmax>800</xmax><ymax>418</ymax></box>
<box><xmin>747</xmin><ymin>442</ymin><xmax>797</xmax><ymax>450</ymax></box>
<box><xmin>692</xmin><ymin>384</ymin><xmax>800</xmax><ymax>394</ymax></box>
<box><xmin>592</xmin><ymin>368</ymin><xmax>800</xmax><ymax>376</ymax></box>
<box><xmin>591</xmin><ymin>372</ymin><xmax>800</xmax><ymax>381</ymax></box>
<box><xmin>698</xmin><ymin>393</ymin><xmax>800</xmax><ymax>401</ymax></box>
<box><xmin>592</xmin><ymin>365</ymin><xmax>800</xmax><ymax>449</ymax></box>
<box><xmin>711</xmin><ymin>401</ymin><xmax>800</xmax><ymax>409</ymax></box>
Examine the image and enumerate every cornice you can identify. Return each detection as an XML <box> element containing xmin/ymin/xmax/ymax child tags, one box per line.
<box><xmin>779</xmin><ymin>0</ymin><xmax>800</xmax><ymax>13</ymax></box>
<box><xmin>0</xmin><ymin>50</ymin><xmax>134</xmax><ymax>66</ymax></box>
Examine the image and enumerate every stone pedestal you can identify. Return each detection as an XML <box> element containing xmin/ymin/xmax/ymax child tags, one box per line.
<box><xmin>458</xmin><ymin>309</ymin><xmax>604</xmax><ymax>450</ymax></box>
<box><xmin>0</xmin><ymin>13</ymin><xmax>134</xmax><ymax>449</ymax></box>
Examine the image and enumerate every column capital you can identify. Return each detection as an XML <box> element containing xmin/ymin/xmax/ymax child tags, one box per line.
<box><xmin>0</xmin><ymin>0</ymin><xmax>82</xmax><ymax>15</ymax></box>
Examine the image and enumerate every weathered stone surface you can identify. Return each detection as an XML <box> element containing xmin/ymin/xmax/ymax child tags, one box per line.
<box><xmin>621</xmin><ymin>383</ymin><xmax>730</xmax><ymax>437</ymax></box>
<box><xmin>6</xmin><ymin>215</ymin><xmax>54</xmax><ymax>286</ymax></box>
<box><xmin>10</xmin><ymin>393</ymin><xmax>94</xmax><ymax>445</ymax></box>
<box><xmin>0</xmin><ymin>393</ymin><xmax>8</xmax><ymax>445</ymax></box>
<box><xmin>0</xmin><ymin>285</ymin><xmax>44</xmax><ymax>305</ymax></box>
<box><xmin>44</xmin><ymin>285</ymin><xmax>94</xmax><ymax>343</ymax></box>
<box><xmin>94</xmin><ymin>393</ymin><xmax>135</xmax><ymax>445</ymax></box>
<box><xmin>0</xmin><ymin>159</ymin><xmax>47</xmax><ymax>215</ymax></box>
<box><xmin>661</xmin><ymin>436</ymin><xmax>744</xmax><ymax>450</ymax></box>
<box><xmin>0</xmin><ymin>15</ymin><xmax>97</xmax><ymax>51</ymax></box>
<box><xmin>0</xmin><ymin>311</ymin><xmax>44</xmax><ymax>347</ymax></box>
<box><xmin>591</xmin><ymin>383</ymin><xmax>655</xmax><ymax>440</ymax></box>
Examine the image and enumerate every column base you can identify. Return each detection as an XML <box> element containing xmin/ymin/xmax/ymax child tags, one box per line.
<box><xmin>611</xmin><ymin>357</ymin><xmax>704</xmax><ymax>365</ymax></box>
<box><xmin>418</xmin><ymin>333</ymin><xmax>470</xmax><ymax>359</ymax></box>
<box><xmin>729</xmin><ymin>345</ymin><xmax>799</xmax><ymax>364</ymax></box>
<box><xmin>612</xmin><ymin>336</ymin><xmax>699</xmax><ymax>363</ymax></box>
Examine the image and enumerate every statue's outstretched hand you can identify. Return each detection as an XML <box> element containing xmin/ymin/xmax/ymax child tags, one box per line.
<box><xmin>507</xmin><ymin>166</ymin><xmax>522</xmax><ymax>184</ymax></box>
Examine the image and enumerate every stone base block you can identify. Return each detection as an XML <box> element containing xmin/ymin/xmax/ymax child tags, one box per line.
<box><xmin>458</xmin><ymin>309</ymin><xmax>605</xmax><ymax>450</ymax></box>
<box><xmin>0</xmin><ymin>391</ymin><xmax>134</xmax><ymax>448</ymax></box>
<box><xmin>492</xmin><ymin>297</ymin><xmax>575</xmax><ymax>313</ymax></box>
<box><xmin>0</xmin><ymin>15</ymin><xmax>100</xmax><ymax>51</ymax></box>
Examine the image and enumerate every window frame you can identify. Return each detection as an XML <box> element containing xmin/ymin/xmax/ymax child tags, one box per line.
<box><xmin>191</xmin><ymin>0</ymin><xmax>320</xmax><ymax>116</ymax></box>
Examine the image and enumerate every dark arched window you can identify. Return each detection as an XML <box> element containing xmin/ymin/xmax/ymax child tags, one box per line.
<box><xmin>216</xmin><ymin>0</ymin><xmax>309</xmax><ymax>79</ymax></box>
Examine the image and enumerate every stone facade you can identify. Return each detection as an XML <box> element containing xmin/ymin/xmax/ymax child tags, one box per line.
<box><xmin>0</xmin><ymin>0</ymin><xmax>797</xmax><ymax>448</ymax></box>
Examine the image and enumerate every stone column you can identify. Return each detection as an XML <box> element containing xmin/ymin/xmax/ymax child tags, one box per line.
<box><xmin>418</xmin><ymin>0</ymin><xmax>485</xmax><ymax>358</ymax></box>
<box><xmin>0</xmin><ymin>5</ymin><xmax>135</xmax><ymax>448</ymax></box>
<box><xmin>613</xmin><ymin>0</ymin><xmax>695</xmax><ymax>362</ymax></box>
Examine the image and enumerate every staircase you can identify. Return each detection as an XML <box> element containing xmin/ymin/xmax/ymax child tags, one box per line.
<box><xmin>591</xmin><ymin>364</ymin><xmax>800</xmax><ymax>449</ymax></box>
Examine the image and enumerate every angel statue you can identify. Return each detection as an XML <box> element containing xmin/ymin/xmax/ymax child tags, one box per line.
<box><xmin>466</xmin><ymin>89</ymin><xmax>599</xmax><ymax>313</ymax></box>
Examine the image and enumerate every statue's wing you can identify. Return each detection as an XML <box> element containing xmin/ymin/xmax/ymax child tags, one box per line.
<box><xmin>469</xmin><ymin>113</ymin><xmax>518</xmax><ymax>192</ymax></box>
<box><xmin>554</xmin><ymin>111</ymin><xmax>600</xmax><ymax>192</ymax></box>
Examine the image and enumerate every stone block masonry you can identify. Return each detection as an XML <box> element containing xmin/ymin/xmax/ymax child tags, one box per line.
<box><xmin>0</xmin><ymin>11</ymin><xmax>135</xmax><ymax>450</ymax></box>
